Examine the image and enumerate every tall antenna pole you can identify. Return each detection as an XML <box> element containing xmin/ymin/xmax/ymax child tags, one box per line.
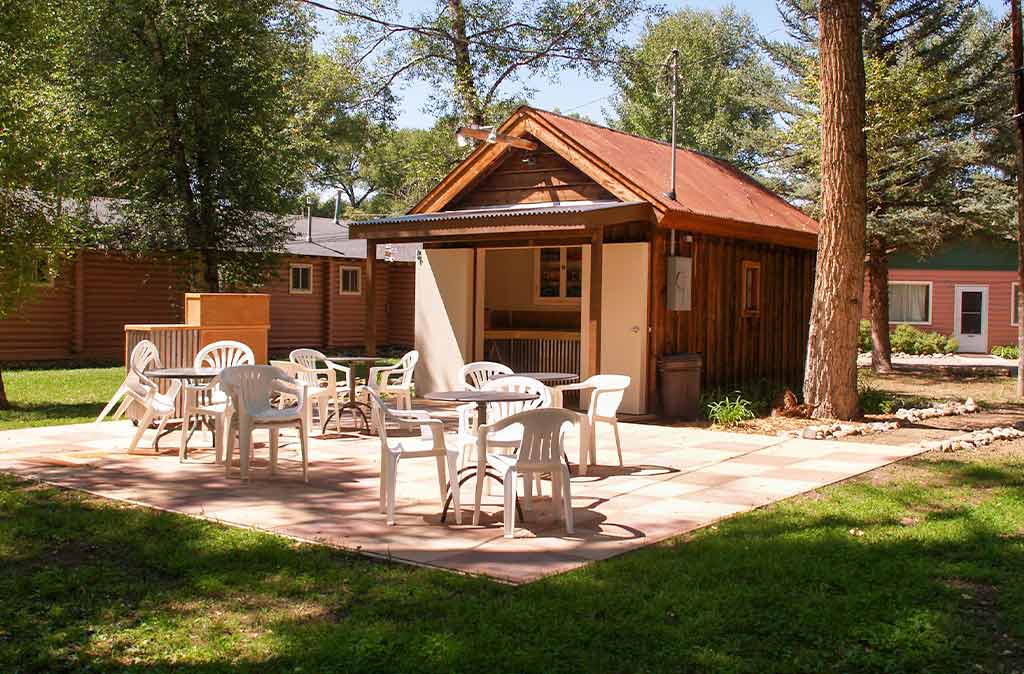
<box><xmin>1012</xmin><ymin>0</ymin><xmax>1024</xmax><ymax>396</ymax></box>
<box><xmin>665</xmin><ymin>48</ymin><xmax>679</xmax><ymax>202</ymax></box>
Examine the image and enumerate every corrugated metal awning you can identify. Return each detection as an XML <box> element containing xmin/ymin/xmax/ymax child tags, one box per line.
<box><xmin>350</xmin><ymin>201</ymin><xmax>653</xmax><ymax>241</ymax></box>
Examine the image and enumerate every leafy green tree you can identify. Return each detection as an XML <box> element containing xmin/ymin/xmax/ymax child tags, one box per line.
<box><xmin>333</xmin><ymin>0</ymin><xmax>654</xmax><ymax>126</ymax></box>
<box><xmin>355</xmin><ymin>123</ymin><xmax>473</xmax><ymax>215</ymax></box>
<box><xmin>610</xmin><ymin>6</ymin><xmax>787</xmax><ymax>170</ymax></box>
<box><xmin>58</xmin><ymin>0</ymin><xmax>348</xmax><ymax>291</ymax></box>
<box><xmin>771</xmin><ymin>0</ymin><xmax>1009</xmax><ymax>372</ymax></box>
<box><xmin>0</xmin><ymin>1</ymin><xmax>83</xmax><ymax>408</ymax></box>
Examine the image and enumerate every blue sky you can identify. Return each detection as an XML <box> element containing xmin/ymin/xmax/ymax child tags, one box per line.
<box><xmin>315</xmin><ymin>0</ymin><xmax>1007</xmax><ymax>129</ymax></box>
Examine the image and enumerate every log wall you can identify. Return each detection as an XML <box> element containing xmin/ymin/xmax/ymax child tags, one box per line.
<box><xmin>0</xmin><ymin>251</ymin><xmax>415</xmax><ymax>363</ymax></box>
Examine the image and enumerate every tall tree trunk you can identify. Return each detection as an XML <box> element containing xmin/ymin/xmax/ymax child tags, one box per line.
<box><xmin>804</xmin><ymin>0</ymin><xmax>867</xmax><ymax>420</ymax></box>
<box><xmin>866</xmin><ymin>236</ymin><xmax>893</xmax><ymax>373</ymax></box>
<box><xmin>447</xmin><ymin>0</ymin><xmax>483</xmax><ymax>125</ymax></box>
<box><xmin>202</xmin><ymin>248</ymin><xmax>220</xmax><ymax>292</ymax></box>
<box><xmin>0</xmin><ymin>368</ymin><xmax>9</xmax><ymax>411</ymax></box>
<box><xmin>1012</xmin><ymin>0</ymin><xmax>1024</xmax><ymax>396</ymax></box>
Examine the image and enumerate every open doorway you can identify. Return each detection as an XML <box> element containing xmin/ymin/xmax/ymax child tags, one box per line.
<box><xmin>478</xmin><ymin>245</ymin><xmax>585</xmax><ymax>381</ymax></box>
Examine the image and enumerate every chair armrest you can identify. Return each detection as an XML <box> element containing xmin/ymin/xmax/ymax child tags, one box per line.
<box><xmin>272</xmin><ymin>377</ymin><xmax>306</xmax><ymax>408</ymax></box>
<box><xmin>553</xmin><ymin>381</ymin><xmax>593</xmax><ymax>393</ymax></box>
<box><xmin>368</xmin><ymin>364</ymin><xmax>400</xmax><ymax>387</ymax></box>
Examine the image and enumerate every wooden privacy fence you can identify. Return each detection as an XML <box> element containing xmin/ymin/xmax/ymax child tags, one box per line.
<box><xmin>125</xmin><ymin>325</ymin><xmax>201</xmax><ymax>418</ymax></box>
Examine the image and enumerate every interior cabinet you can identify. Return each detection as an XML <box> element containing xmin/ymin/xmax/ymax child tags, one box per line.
<box><xmin>534</xmin><ymin>246</ymin><xmax>583</xmax><ymax>303</ymax></box>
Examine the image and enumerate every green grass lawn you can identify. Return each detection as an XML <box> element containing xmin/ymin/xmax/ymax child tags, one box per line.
<box><xmin>3</xmin><ymin>450</ymin><xmax>1024</xmax><ymax>673</ymax></box>
<box><xmin>0</xmin><ymin>366</ymin><xmax>123</xmax><ymax>430</ymax></box>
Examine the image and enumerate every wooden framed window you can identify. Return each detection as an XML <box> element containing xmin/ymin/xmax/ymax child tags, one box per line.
<box><xmin>888</xmin><ymin>281</ymin><xmax>931</xmax><ymax>324</ymax></box>
<box><xmin>741</xmin><ymin>260</ymin><xmax>761</xmax><ymax>317</ymax></box>
<box><xmin>534</xmin><ymin>246</ymin><xmax>583</xmax><ymax>303</ymax></box>
<box><xmin>340</xmin><ymin>265</ymin><xmax>361</xmax><ymax>295</ymax></box>
<box><xmin>1013</xmin><ymin>282</ymin><xmax>1021</xmax><ymax>326</ymax></box>
<box><xmin>30</xmin><ymin>256</ymin><xmax>54</xmax><ymax>287</ymax></box>
<box><xmin>289</xmin><ymin>263</ymin><xmax>312</xmax><ymax>294</ymax></box>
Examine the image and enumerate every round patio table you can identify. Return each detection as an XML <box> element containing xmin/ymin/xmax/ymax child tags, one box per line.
<box><xmin>425</xmin><ymin>390</ymin><xmax>540</xmax><ymax>524</ymax></box>
<box><xmin>147</xmin><ymin>367</ymin><xmax>220</xmax><ymax>381</ymax></box>
<box><xmin>493</xmin><ymin>372</ymin><xmax>579</xmax><ymax>385</ymax></box>
<box><xmin>323</xmin><ymin>355</ymin><xmax>388</xmax><ymax>432</ymax></box>
<box><xmin>145</xmin><ymin>368</ymin><xmax>221</xmax><ymax>448</ymax></box>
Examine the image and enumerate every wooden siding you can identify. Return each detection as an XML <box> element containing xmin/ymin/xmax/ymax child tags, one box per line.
<box><xmin>0</xmin><ymin>267</ymin><xmax>74</xmax><ymax>361</ymax></box>
<box><xmin>449</xmin><ymin>140</ymin><xmax>617</xmax><ymax>209</ymax></box>
<box><xmin>82</xmin><ymin>251</ymin><xmax>186</xmax><ymax>360</ymax></box>
<box><xmin>865</xmin><ymin>268</ymin><xmax>1020</xmax><ymax>351</ymax></box>
<box><xmin>0</xmin><ymin>251</ymin><xmax>416</xmax><ymax>363</ymax></box>
<box><xmin>657</xmin><ymin>234</ymin><xmax>816</xmax><ymax>391</ymax></box>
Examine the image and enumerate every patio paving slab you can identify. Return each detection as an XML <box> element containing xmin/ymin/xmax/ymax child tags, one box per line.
<box><xmin>0</xmin><ymin>415</ymin><xmax>927</xmax><ymax>584</ymax></box>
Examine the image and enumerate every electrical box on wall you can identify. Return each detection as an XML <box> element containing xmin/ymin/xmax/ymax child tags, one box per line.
<box><xmin>667</xmin><ymin>256</ymin><xmax>692</xmax><ymax>311</ymax></box>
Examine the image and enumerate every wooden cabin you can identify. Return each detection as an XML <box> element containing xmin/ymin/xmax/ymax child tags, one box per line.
<box><xmin>0</xmin><ymin>216</ymin><xmax>418</xmax><ymax>363</ymax></box>
<box><xmin>351</xmin><ymin>107</ymin><xmax>818</xmax><ymax>415</ymax></box>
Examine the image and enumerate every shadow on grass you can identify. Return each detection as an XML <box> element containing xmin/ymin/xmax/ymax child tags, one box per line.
<box><xmin>0</xmin><ymin>401</ymin><xmax>103</xmax><ymax>420</ymax></box>
<box><xmin>2</xmin><ymin>462</ymin><xmax>1024</xmax><ymax>673</ymax></box>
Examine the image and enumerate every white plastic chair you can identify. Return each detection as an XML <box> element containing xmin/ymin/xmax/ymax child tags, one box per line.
<box><xmin>365</xmin><ymin>387</ymin><xmax>461</xmax><ymax>526</ymax></box>
<box><xmin>367</xmin><ymin>350</ymin><xmax>418</xmax><ymax>410</ymax></box>
<box><xmin>458</xmin><ymin>361</ymin><xmax>513</xmax><ymax>390</ymax></box>
<box><xmin>457</xmin><ymin>375</ymin><xmax>551</xmax><ymax>465</ymax></box>
<box><xmin>289</xmin><ymin>348</ymin><xmax>343</xmax><ymax>433</ymax></box>
<box><xmin>479</xmin><ymin>408</ymin><xmax>577</xmax><ymax>538</ymax></box>
<box><xmin>455</xmin><ymin>361</ymin><xmax>514</xmax><ymax>454</ymax></box>
<box><xmin>220</xmin><ymin>365</ymin><xmax>309</xmax><ymax>482</ymax></box>
<box><xmin>95</xmin><ymin>339</ymin><xmax>181</xmax><ymax>453</ymax></box>
<box><xmin>554</xmin><ymin>375</ymin><xmax>631</xmax><ymax>474</ymax></box>
<box><xmin>179</xmin><ymin>341</ymin><xmax>255</xmax><ymax>462</ymax></box>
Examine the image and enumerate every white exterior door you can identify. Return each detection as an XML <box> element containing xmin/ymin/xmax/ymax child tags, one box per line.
<box><xmin>415</xmin><ymin>248</ymin><xmax>475</xmax><ymax>394</ymax></box>
<box><xmin>600</xmin><ymin>242</ymin><xmax>650</xmax><ymax>414</ymax></box>
<box><xmin>954</xmin><ymin>285</ymin><xmax>988</xmax><ymax>353</ymax></box>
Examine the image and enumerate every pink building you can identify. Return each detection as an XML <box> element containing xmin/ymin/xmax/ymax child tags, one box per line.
<box><xmin>868</xmin><ymin>236</ymin><xmax>1019</xmax><ymax>353</ymax></box>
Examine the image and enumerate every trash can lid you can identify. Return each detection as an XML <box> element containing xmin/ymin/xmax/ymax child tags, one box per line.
<box><xmin>659</xmin><ymin>353</ymin><xmax>702</xmax><ymax>370</ymax></box>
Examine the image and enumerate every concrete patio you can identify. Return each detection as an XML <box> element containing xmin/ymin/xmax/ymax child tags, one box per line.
<box><xmin>0</xmin><ymin>411</ymin><xmax>926</xmax><ymax>583</ymax></box>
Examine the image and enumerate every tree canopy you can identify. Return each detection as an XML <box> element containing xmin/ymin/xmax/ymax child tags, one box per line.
<box><xmin>57</xmin><ymin>0</ymin><xmax>361</xmax><ymax>291</ymax></box>
<box><xmin>610</xmin><ymin>6</ymin><xmax>787</xmax><ymax>170</ymax></box>
<box><xmin>331</xmin><ymin>0</ymin><xmax>653</xmax><ymax>126</ymax></box>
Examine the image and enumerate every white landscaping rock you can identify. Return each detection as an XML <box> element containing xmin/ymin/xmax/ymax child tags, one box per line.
<box><xmin>928</xmin><ymin>425</ymin><xmax>1024</xmax><ymax>452</ymax></box>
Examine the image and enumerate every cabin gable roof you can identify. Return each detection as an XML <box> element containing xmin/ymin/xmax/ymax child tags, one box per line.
<box><xmin>409</xmin><ymin>106</ymin><xmax>818</xmax><ymax>248</ymax></box>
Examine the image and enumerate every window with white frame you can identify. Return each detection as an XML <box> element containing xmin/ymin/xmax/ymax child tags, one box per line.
<box><xmin>340</xmin><ymin>266</ymin><xmax>361</xmax><ymax>295</ymax></box>
<box><xmin>1013</xmin><ymin>282</ymin><xmax>1021</xmax><ymax>326</ymax></box>
<box><xmin>30</xmin><ymin>256</ymin><xmax>53</xmax><ymax>286</ymax></box>
<box><xmin>888</xmin><ymin>282</ymin><xmax>931</xmax><ymax>324</ymax></box>
<box><xmin>289</xmin><ymin>264</ymin><xmax>312</xmax><ymax>294</ymax></box>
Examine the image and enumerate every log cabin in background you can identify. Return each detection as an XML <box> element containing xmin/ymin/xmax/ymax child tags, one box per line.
<box><xmin>0</xmin><ymin>216</ymin><xmax>418</xmax><ymax>363</ymax></box>
<box><xmin>352</xmin><ymin>106</ymin><xmax>820</xmax><ymax>415</ymax></box>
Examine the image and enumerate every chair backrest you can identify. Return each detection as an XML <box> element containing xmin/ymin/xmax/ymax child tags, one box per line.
<box><xmin>220</xmin><ymin>365</ymin><xmax>292</xmax><ymax>419</ymax></box>
<box><xmin>482</xmin><ymin>375</ymin><xmax>550</xmax><ymax>424</ymax></box>
<box><xmin>584</xmin><ymin>374</ymin><xmax>631</xmax><ymax>419</ymax></box>
<box><xmin>289</xmin><ymin>348</ymin><xmax>330</xmax><ymax>388</ymax></box>
<box><xmin>195</xmin><ymin>340</ymin><xmax>255</xmax><ymax>370</ymax></box>
<box><xmin>395</xmin><ymin>350</ymin><xmax>419</xmax><ymax>386</ymax></box>
<box><xmin>459</xmin><ymin>361</ymin><xmax>513</xmax><ymax>391</ymax></box>
<box><xmin>489</xmin><ymin>408</ymin><xmax>577</xmax><ymax>470</ymax></box>
<box><xmin>126</xmin><ymin>339</ymin><xmax>162</xmax><ymax>397</ymax></box>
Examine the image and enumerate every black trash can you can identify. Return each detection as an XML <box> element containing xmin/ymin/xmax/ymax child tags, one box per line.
<box><xmin>659</xmin><ymin>353</ymin><xmax>703</xmax><ymax>419</ymax></box>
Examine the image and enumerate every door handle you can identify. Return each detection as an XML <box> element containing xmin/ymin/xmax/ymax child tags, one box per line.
<box><xmin>631</xmin><ymin>326</ymin><xmax>640</xmax><ymax>334</ymax></box>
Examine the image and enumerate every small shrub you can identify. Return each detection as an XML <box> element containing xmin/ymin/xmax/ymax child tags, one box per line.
<box><xmin>704</xmin><ymin>394</ymin><xmax>756</xmax><ymax>426</ymax></box>
<box><xmin>992</xmin><ymin>344</ymin><xmax>1019</xmax><ymax>360</ymax></box>
<box><xmin>889</xmin><ymin>324</ymin><xmax>958</xmax><ymax>355</ymax></box>
<box><xmin>858</xmin><ymin>319</ymin><xmax>872</xmax><ymax>353</ymax></box>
